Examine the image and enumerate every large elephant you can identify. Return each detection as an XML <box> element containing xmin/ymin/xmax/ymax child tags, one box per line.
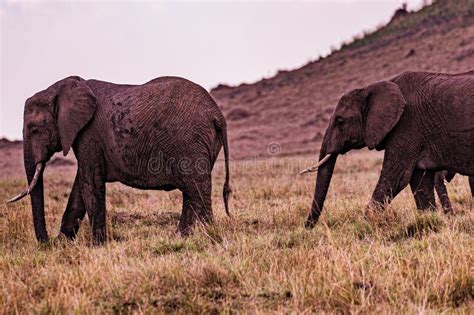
<box><xmin>303</xmin><ymin>71</ymin><xmax>474</xmax><ymax>227</ymax></box>
<box><xmin>411</xmin><ymin>170</ymin><xmax>474</xmax><ymax>213</ymax></box>
<box><xmin>7</xmin><ymin>76</ymin><xmax>231</xmax><ymax>244</ymax></box>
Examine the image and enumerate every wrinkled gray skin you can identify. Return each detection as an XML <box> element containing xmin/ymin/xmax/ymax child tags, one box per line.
<box><xmin>306</xmin><ymin>71</ymin><xmax>474</xmax><ymax>227</ymax></box>
<box><xmin>412</xmin><ymin>170</ymin><xmax>474</xmax><ymax>213</ymax></box>
<box><xmin>13</xmin><ymin>76</ymin><xmax>231</xmax><ymax>244</ymax></box>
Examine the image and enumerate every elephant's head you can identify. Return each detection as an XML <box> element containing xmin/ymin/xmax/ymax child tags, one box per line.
<box><xmin>304</xmin><ymin>81</ymin><xmax>406</xmax><ymax>227</ymax></box>
<box><xmin>7</xmin><ymin>76</ymin><xmax>96</xmax><ymax>242</ymax></box>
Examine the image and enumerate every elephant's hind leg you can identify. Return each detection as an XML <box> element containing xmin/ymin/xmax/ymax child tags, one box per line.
<box><xmin>469</xmin><ymin>176</ymin><xmax>474</xmax><ymax>201</ymax></box>
<box><xmin>434</xmin><ymin>171</ymin><xmax>454</xmax><ymax>213</ymax></box>
<box><xmin>178</xmin><ymin>177</ymin><xmax>213</xmax><ymax>236</ymax></box>
<box><xmin>59</xmin><ymin>174</ymin><xmax>87</xmax><ymax>240</ymax></box>
<box><xmin>178</xmin><ymin>193</ymin><xmax>194</xmax><ymax>236</ymax></box>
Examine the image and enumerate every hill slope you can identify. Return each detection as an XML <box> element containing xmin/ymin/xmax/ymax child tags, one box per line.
<box><xmin>211</xmin><ymin>0</ymin><xmax>474</xmax><ymax>159</ymax></box>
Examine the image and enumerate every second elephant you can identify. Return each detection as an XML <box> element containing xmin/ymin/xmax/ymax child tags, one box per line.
<box><xmin>303</xmin><ymin>71</ymin><xmax>474</xmax><ymax>227</ymax></box>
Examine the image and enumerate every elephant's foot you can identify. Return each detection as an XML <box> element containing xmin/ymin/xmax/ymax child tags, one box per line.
<box><xmin>177</xmin><ymin>221</ymin><xmax>193</xmax><ymax>237</ymax></box>
<box><xmin>178</xmin><ymin>209</ymin><xmax>194</xmax><ymax>236</ymax></box>
<box><xmin>58</xmin><ymin>230</ymin><xmax>77</xmax><ymax>241</ymax></box>
<box><xmin>305</xmin><ymin>216</ymin><xmax>317</xmax><ymax>229</ymax></box>
<box><xmin>439</xmin><ymin>198</ymin><xmax>454</xmax><ymax>215</ymax></box>
<box><xmin>177</xmin><ymin>212</ymin><xmax>214</xmax><ymax>236</ymax></box>
<box><xmin>59</xmin><ymin>219</ymin><xmax>82</xmax><ymax>241</ymax></box>
<box><xmin>92</xmin><ymin>232</ymin><xmax>106</xmax><ymax>246</ymax></box>
<box><xmin>442</xmin><ymin>206</ymin><xmax>455</xmax><ymax>215</ymax></box>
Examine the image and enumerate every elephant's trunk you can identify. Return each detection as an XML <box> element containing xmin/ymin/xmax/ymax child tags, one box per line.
<box><xmin>24</xmin><ymin>142</ymin><xmax>48</xmax><ymax>242</ymax></box>
<box><xmin>305</xmin><ymin>147</ymin><xmax>338</xmax><ymax>228</ymax></box>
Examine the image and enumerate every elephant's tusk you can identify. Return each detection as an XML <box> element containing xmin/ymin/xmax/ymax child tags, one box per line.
<box><xmin>6</xmin><ymin>163</ymin><xmax>44</xmax><ymax>203</ymax></box>
<box><xmin>299</xmin><ymin>154</ymin><xmax>332</xmax><ymax>175</ymax></box>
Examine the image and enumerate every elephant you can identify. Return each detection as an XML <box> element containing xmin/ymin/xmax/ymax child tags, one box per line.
<box><xmin>302</xmin><ymin>71</ymin><xmax>474</xmax><ymax>228</ymax></box>
<box><xmin>7</xmin><ymin>76</ymin><xmax>231</xmax><ymax>244</ymax></box>
<box><xmin>411</xmin><ymin>170</ymin><xmax>474</xmax><ymax>213</ymax></box>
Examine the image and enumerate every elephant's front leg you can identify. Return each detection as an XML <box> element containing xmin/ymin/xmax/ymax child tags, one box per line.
<box><xmin>369</xmin><ymin>152</ymin><xmax>416</xmax><ymax>210</ymax></box>
<box><xmin>59</xmin><ymin>174</ymin><xmax>87</xmax><ymax>239</ymax></box>
<box><xmin>79</xmin><ymin>160</ymin><xmax>107</xmax><ymax>245</ymax></box>
<box><xmin>409</xmin><ymin>169</ymin><xmax>436</xmax><ymax>210</ymax></box>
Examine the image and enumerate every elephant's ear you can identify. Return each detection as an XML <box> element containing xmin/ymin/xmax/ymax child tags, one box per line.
<box><xmin>56</xmin><ymin>77</ymin><xmax>97</xmax><ymax>156</ymax></box>
<box><xmin>363</xmin><ymin>81</ymin><xmax>406</xmax><ymax>149</ymax></box>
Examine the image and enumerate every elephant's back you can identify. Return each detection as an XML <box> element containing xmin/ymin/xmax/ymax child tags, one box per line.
<box><xmin>91</xmin><ymin>77</ymin><xmax>223</xmax><ymax>179</ymax></box>
<box><xmin>393</xmin><ymin>72</ymin><xmax>474</xmax><ymax>133</ymax></box>
<box><xmin>131</xmin><ymin>77</ymin><xmax>220</xmax><ymax>139</ymax></box>
<box><xmin>111</xmin><ymin>76</ymin><xmax>219</xmax><ymax>122</ymax></box>
<box><xmin>89</xmin><ymin>76</ymin><xmax>220</xmax><ymax>115</ymax></box>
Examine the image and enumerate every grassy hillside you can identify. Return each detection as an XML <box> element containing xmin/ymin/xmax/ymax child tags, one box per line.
<box><xmin>346</xmin><ymin>0</ymin><xmax>474</xmax><ymax>50</ymax></box>
<box><xmin>212</xmin><ymin>0</ymin><xmax>474</xmax><ymax>159</ymax></box>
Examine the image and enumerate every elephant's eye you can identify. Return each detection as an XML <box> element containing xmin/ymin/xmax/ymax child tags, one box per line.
<box><xmin>30</xmin><ymin>127</ymin><xmax>40</xmax><ymax>135</ymax></box>
<box><xmin>336</xmin><ymin>117</ymin><xmax>345</xmax><ymax>125</ymax></box>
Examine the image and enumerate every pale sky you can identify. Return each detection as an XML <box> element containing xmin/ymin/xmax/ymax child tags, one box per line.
<box><xmin>1</xmin><ymin>0</ymin><xmax>426</xmax><ymax>139</ymax></box>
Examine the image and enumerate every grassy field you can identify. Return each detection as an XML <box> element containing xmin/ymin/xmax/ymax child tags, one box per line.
<box><xmin>1</xmin><ymin>150</ymin><xmax>473</xmax><ymax>313</ymax></box>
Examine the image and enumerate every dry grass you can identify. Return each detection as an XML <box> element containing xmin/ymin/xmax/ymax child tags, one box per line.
<box><xmin>1</xmin><ymin>150</ymin><xmax>473</xmax><ymax>313</ymax></box>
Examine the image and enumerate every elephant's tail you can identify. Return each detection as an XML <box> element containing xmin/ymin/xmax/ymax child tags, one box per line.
<box><xmin>214</xmin><ymin>116</ymin><xmax>232</xmax><ymax>217</ymax></box>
